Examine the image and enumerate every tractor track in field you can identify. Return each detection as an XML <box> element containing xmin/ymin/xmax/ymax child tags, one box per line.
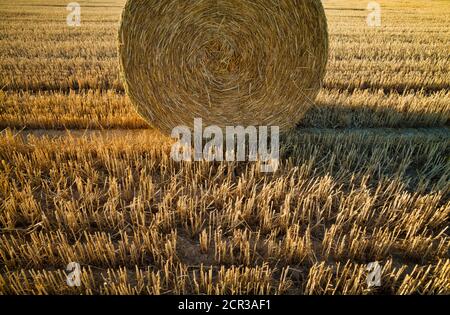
<box><xmin>5</xmin><ymin>127</ymin><xmax>450</xmax><ymax>141</ymax></box>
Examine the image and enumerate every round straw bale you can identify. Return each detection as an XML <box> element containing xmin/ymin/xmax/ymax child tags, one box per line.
<box><xmin>118</xmin><ymin>0</ymin><xmax>328</xmax><ymax>135</ymax></box>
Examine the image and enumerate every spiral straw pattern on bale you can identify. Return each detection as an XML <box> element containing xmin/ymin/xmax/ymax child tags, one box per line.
<box><xmin>118</xmin><ymin>0</ymin><xmax>328</xmax><ymax>135</ymax></box>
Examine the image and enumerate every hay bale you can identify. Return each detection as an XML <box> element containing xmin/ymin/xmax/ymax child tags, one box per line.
<box><xmin>118</xmin><ymin>0</ymin><xmax>328</xmax><ymax>135</ymax></box>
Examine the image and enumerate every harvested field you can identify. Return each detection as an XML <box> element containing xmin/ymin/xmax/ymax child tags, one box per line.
<box><xmin>0</xmin><ymin>0</ymin><xmax>449</xmax><ymax>295</ymax></box>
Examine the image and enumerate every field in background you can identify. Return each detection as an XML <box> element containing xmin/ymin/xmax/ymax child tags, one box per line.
<box><xmin>0</xmin><ymin>0</ymin><xmax>449</xmax><ymax>294</ymax></box>
<box><xmin>0</xmin><ymin>0</ymin><xmax>449</xmax><ymax>129</ymax></box>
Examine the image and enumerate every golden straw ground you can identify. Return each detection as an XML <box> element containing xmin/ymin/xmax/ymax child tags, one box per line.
<box><xmin>1</xmin><ymin>0</ymin><xmax>449</xmax><ymax>296</ymax></box>
<box><xmin>118</xmin><ymin>0</ymin><xmax>328</xmax><ymax>134</ymax></box>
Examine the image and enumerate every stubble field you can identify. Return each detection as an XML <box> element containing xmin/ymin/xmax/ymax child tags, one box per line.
<box><xmin>0</xmin><ymin>0</ymin><xmax>449</xmax><ymax>294</ymax></box>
